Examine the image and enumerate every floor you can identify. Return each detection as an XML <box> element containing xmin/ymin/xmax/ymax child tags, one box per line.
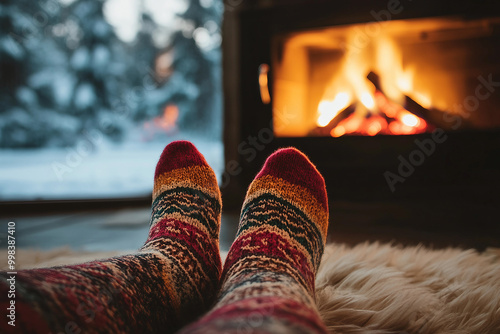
<box><xmin>0</xmin><ymin>208</ymin><xmax>239</xmax><ymax>252</ymax></box>
<box><xmin>2</xmin><ymin>199</ymin><xmax>499</xmax><ymax>253</ymax></box>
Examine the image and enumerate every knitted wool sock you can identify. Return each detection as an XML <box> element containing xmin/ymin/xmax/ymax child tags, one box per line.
<box><xmin>0</xmin><ymin>141</ymin><xmax>222</xmax><ymax>334</ymax></box>
<box><xmin>179</xmin><ymin>147</ymin><xmax>329</xmax><ymax>334</ymax></box>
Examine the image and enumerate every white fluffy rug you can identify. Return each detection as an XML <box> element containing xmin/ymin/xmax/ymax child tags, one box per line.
<box><xmin>3</xmin><ymin>243</ymin><xmax>500</xmax><ymax>333</ymax></box>
<box><xmin>316</xmin><ymin>243</ymin><xmax>500</xmax><ymax>334</ymax></box>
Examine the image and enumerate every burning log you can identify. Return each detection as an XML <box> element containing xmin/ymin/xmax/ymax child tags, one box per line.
<box><xmin>404</xmin><ymin>95</ymin><xmax>431</xmax><ymax>120</ymax></box>
<box><xmin>309</xmin><ymin>104</ymin><xmax>355</xmax><ymax>136</ymax></box>
<box><xmin>374</xmin><ymin>90</ymin><xmax>429</xmax><ymax>134</ymax></box>
<box><xmin>367</xmin><ymin>70</ymin><xmax>442</xmax><ymax>128</ymax></box>
<box><xmin>367</xmin><ymin>71</ymin><xmax>383</xmax><ymax>92</ymax></box>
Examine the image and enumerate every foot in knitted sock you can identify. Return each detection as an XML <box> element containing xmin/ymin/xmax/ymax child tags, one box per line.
<box><xmin>179</xmin><ymin>147</ymin><xmax>329</xmax><ymax>334</ymax></box>
<box><xmin>0</xmin><ymin>141</ymin><xmax>222</xmax><ymax>334</ymax></box>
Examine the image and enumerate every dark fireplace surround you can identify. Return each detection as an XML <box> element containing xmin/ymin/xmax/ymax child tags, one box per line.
<box><xmin>221</xmin><ymin>0</ymin><xmax>500</xmax><ymax>244</ymax></box>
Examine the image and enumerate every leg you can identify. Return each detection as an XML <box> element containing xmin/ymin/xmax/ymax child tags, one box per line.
<box><xmin>179</xmin><ymin>148</ymin><xmax>329</xmax><ymax>334</ymax></box>
<box><xmin>0</xmin><ymin>141</ymin><xmax>222</xmax><ymax>333</ymax></box>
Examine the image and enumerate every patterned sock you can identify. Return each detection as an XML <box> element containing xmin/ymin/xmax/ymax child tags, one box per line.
<box><xmin>179</xmin><ymin>147</ymin><xmax>330</xmax><ymax>334</ymax></box>
<box><xmin>0</xmin><ymin>141</ymin><xmax>222</xmax><ymax>334</ymax></box>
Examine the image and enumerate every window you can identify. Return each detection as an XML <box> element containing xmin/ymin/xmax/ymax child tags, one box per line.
<box><xmin>0</xmin><ymin>0</ymin><xmax>223</xmax><ymax>200</ymax></box>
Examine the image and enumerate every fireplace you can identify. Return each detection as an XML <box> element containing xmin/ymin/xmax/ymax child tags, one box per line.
<box><xmin>222</xmin><ymin>0</ymin><xmax>500</xmax><ymax>242</ymax></box>
<box><xmin>272</xmin><ymin>17</ymin><xmax>500</xmax><ymax>137</ymax></box>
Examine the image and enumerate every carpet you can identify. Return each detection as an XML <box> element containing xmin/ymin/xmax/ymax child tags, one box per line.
<box><xmin>3</xmin><ymin>243</ymin><xmax>500</xmax><ymax>333</ymax></box>
<box><xmin>316</xmin><ymin>243</ymin><xmax>500</xmax><ymax>334</ymax></box>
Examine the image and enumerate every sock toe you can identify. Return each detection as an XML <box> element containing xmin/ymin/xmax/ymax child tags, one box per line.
<box><xmin>155</xmin><ymin>140</ymin><xmax>209</xmax><ymax>178</ymax></box>
<box><xmin>152</xmin><ymin>141</ymin><xmax>220</xmax><ymax>202</ymax></box>
<box><xmin>255</xmin><ymin>147</ymin><xmax>328</xmax><ymax>210</ymax></box>
<box><xmin>236</xmin><ymin>147</ymin><xmax>329</xmax><ymax>278</ymax></box>
<box><xmin>245</xmin><ymin>147</ymin><xmax>329</xmax><ymax>244</ymax></box>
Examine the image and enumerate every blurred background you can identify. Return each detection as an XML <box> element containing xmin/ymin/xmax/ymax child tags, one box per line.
<box><xmin>0</xmin><ymin>0</ymin><xmax>224</xmax><ymax>201</ymax></box>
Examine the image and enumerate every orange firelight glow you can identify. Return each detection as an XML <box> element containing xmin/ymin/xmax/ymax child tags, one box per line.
<box><xmin>272</xmin><ymin>17</ymin><xmax>500</xmax><ymax>137</ymax></box>
<box><xmin>142</xmin><ymin>104</ymin><xmax>179</xmax><ymax>140</ymax></box>
<box><xmin>315</xmin><ymin>34</ymin><xmax>430</xmax><ymax>137</ymax></box>
<box><xmin>317</xmin><ymin>92</ymin><xmax>351</xmax><ymax>127</ymax></box>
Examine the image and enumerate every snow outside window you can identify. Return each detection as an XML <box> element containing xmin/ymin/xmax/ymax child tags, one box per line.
<box><xmin>0</xmin><ymin>0</ymin><xmax>223</xmax><ymax>200</ymax></box>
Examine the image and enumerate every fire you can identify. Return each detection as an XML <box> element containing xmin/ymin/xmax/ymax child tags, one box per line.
<box><xmin>142</xmin><ymin>104</ymin><xmax>179</xmax><ymax>140</ymax></box>
<box><xmin>156</xmin><ymin>105</ymin><xmax>179</xmax><ymax>131</ymax></box>
<box><xmin>360</xmin><ymin>92</ymin><xmax>375</xmax><ymax>110</ymax></box>
<box><xmin>331</xmin><ymin>126</ymin><xmax>345</xmax><ymax>138</ymax></box>
<box><xmin>316</xmin><ymin>32</ymin><xmax>432</xmax><ymax>136</ymax></box>
<box><xmin>396</xmin><ymin>69</ymin><xmax>414</xmax><ymax>94</ymax></box>
<box><xmin>317</xmin><ymin>92</ymin><xmax>351</xmax><ymax>127</ymax></box>
<box><xmin>401</xmin><ymin>113</ymin><xmax>419</xmax><ymax>127</ymax></box>
<box><xmin>366</xmin><ymin>115</ymin><xmax>387</xmax><ymax>136</ymax></box>
<box><xmin>330</xmin><ymin>113</ymin><xmax>389</xmax><ymax>137</ymax></box>
<box><xmin>272</xmin><ymin>16</ymin><xmax>500</xmax><ymax>137</ymax></box>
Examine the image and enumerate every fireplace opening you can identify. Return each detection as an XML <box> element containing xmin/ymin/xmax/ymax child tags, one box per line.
<box><xmin>272</xmin><ymin>16</ymin><xmax>500</xmax><ymax>138</ymax></box>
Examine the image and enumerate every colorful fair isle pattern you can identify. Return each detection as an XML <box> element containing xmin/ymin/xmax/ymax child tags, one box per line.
<box><xmin>179</xmin><ymin>148</ymin><xmax>330</xmax><ymax>334</ymax></box>
<box><xmin>0</xmin><ymin>141</ymin><xmax>222</xmax><ymax>334</ymax></box>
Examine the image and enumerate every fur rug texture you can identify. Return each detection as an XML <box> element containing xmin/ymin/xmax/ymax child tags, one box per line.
<box><xmin>316</xmin><ymin>243</ymin><xmax>500</xmax><ymax>334</ymax></box>
<box><xmin>3</xmin><ymin>243</ymin><xmax>500</xmax><ymax>334</ymax></box>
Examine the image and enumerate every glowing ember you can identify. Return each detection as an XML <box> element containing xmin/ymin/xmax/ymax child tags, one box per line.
<box><xmin>331</xmin><ymin>126</ymin><xmax>346</xmax><ymax>138</ymax></box>
<box><xmin>367</xmin><ymin>123</ymin><xmax>381</xmax><ymax>136</ymax></box>
<box><xmin>401</xmin><ymin>113</ymin><xmax>419</xmax><ymax>127</ymax></box>
<box><xmin>366</xmin><ymin>116</ymin><xmax>388</xmax><ymax>136</ymax></box>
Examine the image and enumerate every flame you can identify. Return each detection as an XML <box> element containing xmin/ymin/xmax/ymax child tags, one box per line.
<box><xmin>272</xmin><ymin>17</ymin><xmax>497</xmax><ymax>138</ymax></box>
<box><xmin>395</xmin><ymin>67</ymin><xmax>433</xmax><ymax>109</ymax></box>
<box><xmin>315</xmin><ymin>30</ymin><xmax>431</xmax><ymax>137</ymax></box>
<box><xmin>360</xmin><ymin>92</ymin><xmax>375</xmax><ymax>110</ymax></box>
<box><xmin>142</xmin><ymin>104</ymin><xmax>179</xmax><ymax>139</ymax></box>
<box><xmin>396</xmin><ymin>69</ymin><xmax>414</xmax><ymax>94</ymax></box>
<box><xmin>317</xmin><ymin>92</ymin><xmax>351</xmax><ymax>127</ymax></box>
<box><xmin>413</xmin><ymin>92</ymin><xmax>432</xmax><ymax>109</ymax></box>
<box><xmin>376</xmin><ymin>40</ymin><xmax>433</xmax><ymax>110</ymax></box>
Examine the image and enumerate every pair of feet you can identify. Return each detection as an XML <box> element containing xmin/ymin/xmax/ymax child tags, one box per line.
<box><xmin>2</xmin><ymin>141</ymin><xmax>329</xmax><ymax>334</ymax></box>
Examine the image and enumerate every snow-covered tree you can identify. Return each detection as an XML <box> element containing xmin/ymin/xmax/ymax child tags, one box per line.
<box><xmin>0</xmin><ymin>0</ymin><xmax>224</xmax><ymax>148</ymax></box>
<box><xmin>149</xmin><ymin>0</ymin><xmax>223</xmax><ymax>138</ymax></box>
<box><xmin>65</xmin><ymin>0</ymin><xmax>132</xmax><ymax>142</ymax></box>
